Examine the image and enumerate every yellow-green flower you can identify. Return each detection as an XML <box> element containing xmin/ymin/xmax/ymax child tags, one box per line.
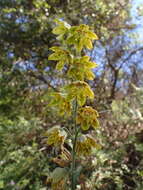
<box><xmin>76</xmin><ymin>134</ymin><xmax>100</xmax><ymax>156</ymax></box>
<box><xmin>50</xmin><ymin>92</ymin><xmax>71</xmax><ymax>116</ymax></box>
<box><xmin>46</xmin><ymin>126</ymin><xmax>67</xmax><ymax>147</ymax></box>
<box><xmin>48</xmin><ymin>46</ymin><xmax>72</xmax><ymax>71</ymax></box>
<box><xmin>65</xmin><ymin>81</ymin><xmax>94</xmax><ymax>106</ymax></box>
<box><xmin>68</xmin><ymin>56</ymin><xmax>97</xmax><ymax>81</ymax></box>
<box><xmin>77</xmin><ymin>106</ymin><xmax>99</xmax><ymax>130</ymax></box>
<box><xmin>67</xmin><ymin>24</ymin><xmax>98</xmax><ymax>52</ymax></box>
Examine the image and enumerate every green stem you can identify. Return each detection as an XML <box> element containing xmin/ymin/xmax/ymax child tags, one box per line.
<box><xmin>71</xmin><ymin>99</ymin><xmax>79</xmax><ymax>190</ymax></box>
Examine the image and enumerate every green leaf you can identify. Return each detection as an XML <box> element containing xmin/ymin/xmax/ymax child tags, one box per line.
<box><xmin>0</xmin><ymin>181</ymin><xmax>4</xmax><ymax>189</ymax></box>
<box><xmin>51</xmin><ymin>167</ymin><xmax>68</xmax><ymax>183</ymax></box>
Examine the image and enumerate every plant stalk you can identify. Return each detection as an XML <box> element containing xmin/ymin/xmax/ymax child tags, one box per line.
<box><xmin>71</xmin><ymin>99</ymin><xmax>79</xmax><ymax>190</ymax></box>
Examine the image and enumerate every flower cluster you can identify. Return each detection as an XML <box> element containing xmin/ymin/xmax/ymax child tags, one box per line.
<box><xmin>48</xmin><ymin>46</ymin><xmax>72</xmax><ymax>71</ymax></box>
<box><xmin>66</xmin><ymin>81</ymin><xmax>94</xmax><ymax>106</ymax></box>
<box><xmin>46</xmin><ymin>126</ymin><xmax>67</xmax><ymax>147</ymax></box>
<box><xmin>48</xmin><ymin>20</ymin><xmax>101</xmax><ymax>189</ymax></box>
<box><xmin>67</xmin><ymin>24</ymin><xmax>98</xmax><ymax>52</ymax></box>
<box><xmin>68</xmin><ymin>56</ymin><xmax>97</xmax><ymax>81</ymax></box>
<box><xmin>77</xmin><ymin>106</ymin><xmax>99</xmax><ymax>130</ymax></box>
<box><xmin>50</xmin><ymin>92</ymin><xmax>71</xmax><ymax>116</ymax></box>
<box><xmin>76</xmin><ymin>134</ymin><xmax>100</xmax><ymax>156</ymax></box>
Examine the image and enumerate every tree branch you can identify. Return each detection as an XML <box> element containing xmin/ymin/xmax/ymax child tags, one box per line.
<box><xmin>119</xmin><ymin>47</ymin><xmax>143</xmax><ymax>69</ymax></box>
<box><xmin>28</xmin><ymin>71</ymin><xmax>59</xmax><ymax>92</ymax></box>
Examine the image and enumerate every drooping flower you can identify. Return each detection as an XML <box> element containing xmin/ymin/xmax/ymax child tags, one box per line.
<box><xmin>76</xmin><ymin>134</ymin><xmax>100</xmax><ymax>156</ymax></box>
<box><xmin>77</xmin><ymin>106</ymin><xmax>99</xmax><ymax>130</ymax></box>
<box><xmin>67</xmin><ymin>24</ymin><xmax>98</xmax><ymax>52</ymax></box>
<box><xmin>50</xmin><ymin>92</ymin><xmax>71</xmax><ymax>116</ymax></box>
<box><xmin>48</xmin><ymin>46</ymin><xmax>72</xmax><ymax>71</ymax></box>
<box><xmin>68</xmin><ymin>56</ymin><xmax>97</xmax><ymax>81</ymax></box>
<box><xmin>65</xmin><ymin>81</ymin><xmax>94</xmax><ymax>106</ymax></box>
<box><xmin>45</xmin><ymin>126</ymin><xmax>67</xmax><ymax>147</ymax></box>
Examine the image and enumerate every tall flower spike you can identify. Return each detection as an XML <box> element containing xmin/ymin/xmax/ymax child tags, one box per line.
<box><xmin>48</xmin><ymin>20</ymin><xmax>100</xmax><ymax>190</ymax></box>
